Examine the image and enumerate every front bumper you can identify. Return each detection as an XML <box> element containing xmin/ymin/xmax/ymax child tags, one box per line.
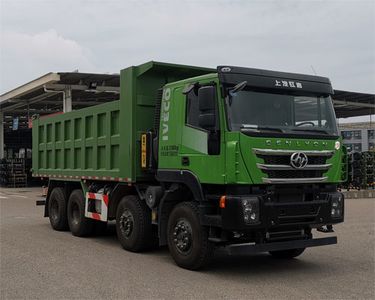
<box><xmin>220</xmin><ymin>191</ymin><xmax>344</xmax><ymax>231</ymax></box>
<box><xmin>227</xmin><ymin>236</ymin><xmax>337</xmax><ymax>255</ymax></box>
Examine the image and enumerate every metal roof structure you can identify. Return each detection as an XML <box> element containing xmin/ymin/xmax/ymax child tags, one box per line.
<box><xmin>333</xmin><ymin>89</ymin><xmax>375</xmax><ymax>118</ymax></box>
<box><xmin>0</xmin><ymin>72</ymin><xmax>120</xmax><ymax>131</ymax></box>
<box><xmin>1</xmin><ymin>71</ymin><xmax>374</xmax><ymax>132</ymax></box>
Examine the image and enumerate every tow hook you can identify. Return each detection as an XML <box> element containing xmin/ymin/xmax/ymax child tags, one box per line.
<box><xmin>317</xmin><ymin>225</ymin><xmax>334</xmax><ymax>233</ymax></box>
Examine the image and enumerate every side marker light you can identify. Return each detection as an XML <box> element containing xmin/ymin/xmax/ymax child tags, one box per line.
<box><xmin>219</xmin><ymin>196</ymin><xmax>226</xmax><ymax>209</ymax></box>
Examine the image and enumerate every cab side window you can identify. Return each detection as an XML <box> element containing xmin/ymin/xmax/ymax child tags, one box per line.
<box><xmin>185</xmin><ymin>87</ymin><xmax>220</xmax><ymax>155</ymax></box>
<box><xmin>186</xmin><ymin>90</ymin><xmax>201</xmax><ymax>128</ymax></box>
<box><xmin>186</xmin><ymin>88</ymin><xmax>220</xmax><ymax>131</ymax></box>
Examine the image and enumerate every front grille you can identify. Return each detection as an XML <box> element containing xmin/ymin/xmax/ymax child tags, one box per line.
<box><xmin>259</xmin><ymin>155</ymin><xmax>327</xmax><ymax>165</ymax></box>
<box><xmin>253</xmin><ymin>148</ymin><xmax>334</xmax><ymax>184</ymax></box>
<box><xmin>265</xmin><ymin>170</ymin><xmax>324</xmax><ymax>178</ymax></box>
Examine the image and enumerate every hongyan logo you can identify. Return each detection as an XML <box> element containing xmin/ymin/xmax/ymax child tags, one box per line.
<box><xmin>274</xmin><ymin>79</ymin><xmax>303</xmax><ymax>89</ymax></box>
<box><xmin>161</xmin><ymin>88</ymin><xmax>171</xmax><ymax>141</ymax></box>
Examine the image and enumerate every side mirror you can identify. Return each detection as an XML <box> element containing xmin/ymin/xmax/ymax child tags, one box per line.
<box><xmin>198</xmin><ymin>86</ymin><xmax>216</xmax><ymax>129</ymax></box>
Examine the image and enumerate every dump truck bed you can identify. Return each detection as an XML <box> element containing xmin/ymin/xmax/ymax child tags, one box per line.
<box><xmin>32</xmin><ymin>100</ymin><xmax>127</xmax><ymax>181</ymax></box>
<box><xmin>32</xmin><ymin>61</ymin><xmax>214</xmax><ymax>182</ymax></box>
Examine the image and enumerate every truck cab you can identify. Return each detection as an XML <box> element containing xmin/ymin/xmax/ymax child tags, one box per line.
<box><xmin>152</xmin><ymin>65</ymin><xmax>345</xmax><ymax>267</ymax></box>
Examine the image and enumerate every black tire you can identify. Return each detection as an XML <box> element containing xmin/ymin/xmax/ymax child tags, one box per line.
<box><xmin>67</xmin><ymin>189</ymin><xmax>95</xmax><ymax>237</ymax></box>
<box><xmin>167</xmin><ymin>202</ymin><xmax>214</xmax><ymax>270</ymax></box>
<box><xmin>269</xmin><ymin>248</ymin><xmax>305</xmax><ymax>259</ymax></box>
<box><xmin>116</xmin><ymin>195</ymin><xmax>154</xmax><ymax>252</ymax></box>
<box><xmin>48</xmin><ymin>187</ymin><xmax>69</xmax><ymax>231</ymax></box>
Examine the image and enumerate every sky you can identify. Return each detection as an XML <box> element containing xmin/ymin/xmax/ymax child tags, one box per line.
<box><xmin>0</xmin><ymin>0</ymin><xmax>374</xmax><ymax>122</ymax></box>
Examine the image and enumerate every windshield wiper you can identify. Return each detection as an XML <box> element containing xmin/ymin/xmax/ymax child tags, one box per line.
<box><xmin>227</xmin><ymin>81</ymin><xmax>247</xmax><ymax>105</ymax></box>
<box><xmin>291</xmin><ymin>128</ymin><xmax>330</xmax><ymax>134</ymax></box>
<box><xmin>240</xmin><ymin>125</ymin><xmax>284</xmax><ymax>133</ymax></box>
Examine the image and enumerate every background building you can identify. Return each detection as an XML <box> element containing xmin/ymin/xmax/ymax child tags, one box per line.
<box><xmin>339</xmin><ymin>122</ymin><xmax>374</xmax><ymax>152</ymax></box>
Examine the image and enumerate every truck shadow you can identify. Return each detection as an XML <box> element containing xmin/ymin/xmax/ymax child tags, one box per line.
<box><xmin>207</xmin><ymin>249</ymin><xmax>323</xmax><ymax>275</ymax></box>
<box><xmin>153</xmin><ymin>246</ymin><xmax>324</xmax><ymax>277</ymax></box>
<box><xmin>83</xmin><ymin>223</ymin><xmax>326</xmax><ymax>275</ymax></box>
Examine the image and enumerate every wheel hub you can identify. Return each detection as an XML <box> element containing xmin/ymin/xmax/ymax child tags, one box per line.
<box><xmin>173</xmin><ymin>220</ymin><xmax>192</xmax><ymax>254</ymax></box>
<box><xmin>120</xmin><ymin>209</ymin><xmax>134</xmax><ymax>238</ymax></box>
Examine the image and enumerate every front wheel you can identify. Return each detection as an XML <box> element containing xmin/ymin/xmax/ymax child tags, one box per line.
<box><xmin>269</xmin><ymin>248</ymin><xmax>305</xmax><ymax>259</ymax></box>
<box><xmin>167</xmin><ymin>202</ymin><xmax>214</xmax><ymax>270</ymax></box>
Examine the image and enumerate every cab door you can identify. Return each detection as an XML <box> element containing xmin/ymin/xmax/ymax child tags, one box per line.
<box><xmin>178</xmin><ymin>83</ymin><xmax>225</xmax><ymax>184</ymax></box>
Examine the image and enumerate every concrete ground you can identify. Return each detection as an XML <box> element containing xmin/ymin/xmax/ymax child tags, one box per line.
<box><xmin>1</xmin><ymin>187</ymin><xmax>374</xmax><ymax>300</ymax></box>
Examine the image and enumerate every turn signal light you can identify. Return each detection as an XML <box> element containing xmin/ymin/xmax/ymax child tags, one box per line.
<box><xmin>219</xmin><ymin>196</ymin><xmax>226</xmax><ymax>208</ymax></box>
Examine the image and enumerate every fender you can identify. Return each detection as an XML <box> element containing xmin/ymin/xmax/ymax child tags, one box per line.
<box><xmin>156</xmin><ymin>170</ymin><xmax>206</xmax><ymax>246</ymax></box>
<box><xmin>107</xmin><ymin>183</ymin><xmax>136</xmax><ymax>219</ymax></box>
<box><xmin>156</xmin><ymin>169</ymin><xmax>204</xmax><ymax>202</ymax></box>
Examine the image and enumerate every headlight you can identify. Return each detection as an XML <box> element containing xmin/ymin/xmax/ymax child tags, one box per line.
<box><xmin>331</xmin><ymin>194</ymin><xmax>343</xmax><ymax>218</ymax></box>
<box><xmin>242</xmin><ymin>198</ymin><xmax>259</xmax><ymax>224</ymax></box>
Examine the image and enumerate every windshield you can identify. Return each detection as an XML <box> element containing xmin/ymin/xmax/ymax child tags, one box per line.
<box><xmin>226</xmin><ymin>90</ymin><xmax>338</xmax><ymax>136</ymax></box>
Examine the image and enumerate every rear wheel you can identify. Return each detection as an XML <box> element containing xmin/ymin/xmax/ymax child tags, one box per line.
<box><xmin>48</xmin><ymin>187</ymin><xmax>69</xmax><ymax>231</ymax></box>
<box><xmin>116</xmin><ymin>195</ymin><xmax>155</xmax><ymax>252</ymax></box>
<box><xmin>67</xmin><ymin>189</ymin><xmax>94</xmax><ymax>237</ymax></box>
<box><xmin>167</xmin><ymin>202</ymin><xmax>214</xmax><ymax>270</ymax></box>
<box><xmin>269</xmin><ymin>248</ymin><xmax>305</xmax><ymax>259</ymax></box>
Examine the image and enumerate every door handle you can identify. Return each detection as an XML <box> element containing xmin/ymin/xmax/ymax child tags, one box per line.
<box><xmin>182</xmin><ymin>156</ymin><xmax>190</xmax><ymax>166</ymax></box>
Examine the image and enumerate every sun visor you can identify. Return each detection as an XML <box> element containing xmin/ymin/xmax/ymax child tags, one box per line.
<box><xmin>218</xmin><ymin>66</ymin><xmax>333</xmax><ymax>95</ymax></box>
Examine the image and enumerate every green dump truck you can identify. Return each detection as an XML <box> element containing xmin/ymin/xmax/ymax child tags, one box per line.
<box><xmin>33</xmin><ymin>61</ymin><xmax>346</xmax><ymax>269</ymax></box>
